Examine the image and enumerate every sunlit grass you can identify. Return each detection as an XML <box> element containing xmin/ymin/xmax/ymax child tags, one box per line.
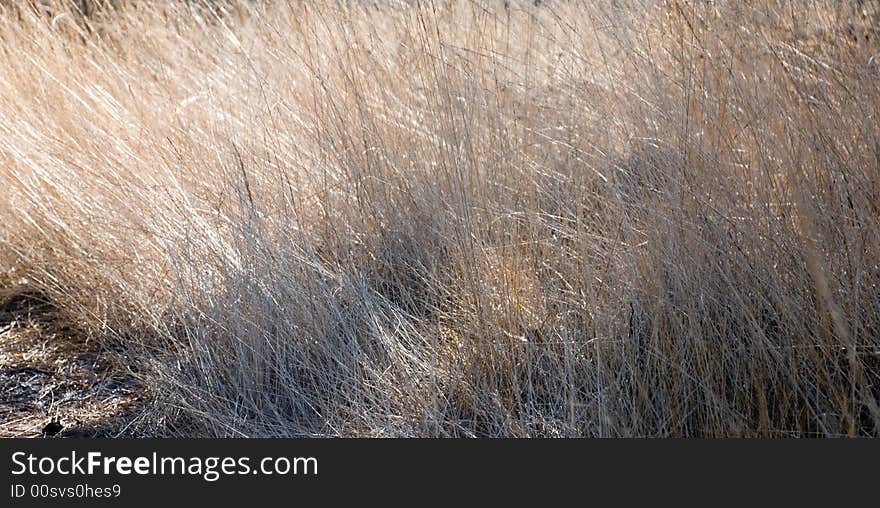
<box><xmin>1</xmin><ymin>0</ymin><xmax>878</xmax><ymax>436</ymax></box>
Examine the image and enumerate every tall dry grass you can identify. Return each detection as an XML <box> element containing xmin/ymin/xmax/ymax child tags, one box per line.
<box><xmin>1</xmin><ymin>0</ymin><xmax>878</xmax><ymax>436</ymax></box>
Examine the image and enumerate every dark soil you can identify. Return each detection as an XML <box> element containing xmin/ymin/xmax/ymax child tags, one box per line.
<box><xmin>0</xmin><ymin>287</ymin><xmax>146</xmax><ymax>438</ymax></box>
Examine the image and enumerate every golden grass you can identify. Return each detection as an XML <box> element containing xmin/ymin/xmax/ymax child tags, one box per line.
<box><xmin>1</xmin><ymin>0</ymin><xmax>879</xmax><ymax>436</ymax></box>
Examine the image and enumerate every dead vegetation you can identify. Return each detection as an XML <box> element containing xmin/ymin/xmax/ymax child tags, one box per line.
<box><xmin>0</xmin><ymin>0</ymin><xmax>879</xmax><ymax>437</ymax></box>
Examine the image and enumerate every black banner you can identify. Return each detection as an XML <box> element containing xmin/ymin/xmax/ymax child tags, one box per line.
<box><xmin>1</xmin><ymin>439</ymin><xmax>877</xmax><ymax>505</ymax></box>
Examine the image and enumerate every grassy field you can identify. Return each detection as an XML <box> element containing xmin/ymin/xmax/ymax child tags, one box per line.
<box><xmin>0</xmin><ymin>0</ymin><xmax>878</xmax><ymax>437</ymax></box>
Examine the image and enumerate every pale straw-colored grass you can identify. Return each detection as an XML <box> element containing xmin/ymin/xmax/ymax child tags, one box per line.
<box><xmin>1</xmin><ymin>0</ymin><xmax>878</xmax><ymax>436</ymax></box>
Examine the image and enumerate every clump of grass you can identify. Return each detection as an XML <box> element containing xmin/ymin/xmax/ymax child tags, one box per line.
<box><xmin>1</xmin><ymin>0</ymin><xmax>878</xmax><ymax>436</ymax></box>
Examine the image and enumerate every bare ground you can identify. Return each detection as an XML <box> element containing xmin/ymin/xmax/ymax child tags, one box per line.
<box><xmin>0</xmin><ymin>285</ymin><xmax>146</xmax><ymax>438</ymax></box>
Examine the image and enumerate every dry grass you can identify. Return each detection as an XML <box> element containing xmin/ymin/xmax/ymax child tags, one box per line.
<box><xmin>0</xmin><ymin>0</ymin><xmax>878</xmax><ymax>436</ymax></box>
